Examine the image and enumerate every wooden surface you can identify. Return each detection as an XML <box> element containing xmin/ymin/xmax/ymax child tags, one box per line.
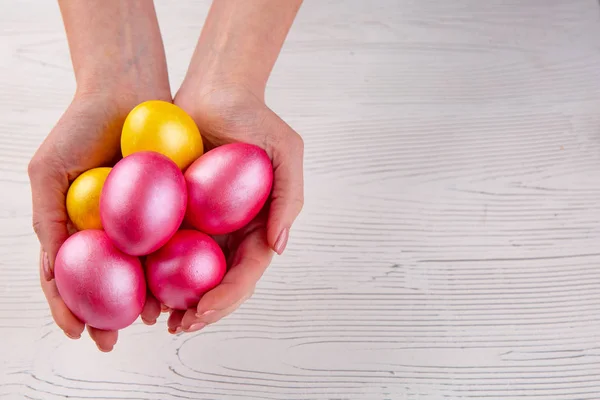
<box><xmin>2</xmin><ymin>0</ymin><xmax>600</xmax><ymax>398</ymax></box>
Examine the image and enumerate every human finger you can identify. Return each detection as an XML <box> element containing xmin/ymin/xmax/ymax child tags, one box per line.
<box><xmin>195</xmin><ymin>225</ymin><xmax>273</xmax><ymax>318</ymax></box>
<box><xmin>167</xmin><ymin>309</ymin><xmax>185</xmax><ymax>334</ymax></box>
<box><xmin>264</xmin><ymin>116</ymin><xmax>304</xmax><ymax>254</ymax></box>
<box><xmin>28</xmin><ymin>156</ymin><xmax>70</xmax><ymax>280</ymax></box>
<box><xmin>141</xmin><ymin>291</ymin><xmax>161</xmax><ymax>325</ymax></box>
<box><xmin>182</xmin><ymin>291</ymin><xmax>252</xmax><ymax>332</ymax></box>
<box><xmin>39</xmin><ymin>250</ymin><xmax>85</xmax><ymax>339</ymax></box>
<box><xmin>87</xmin><ymin>325</ymin><xmax>118</xmax><ymax>353</ymax></box>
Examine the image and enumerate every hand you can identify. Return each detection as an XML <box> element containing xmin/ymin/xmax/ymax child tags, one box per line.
<box><xmin>166</xmin><ymin>85</ymin><xmax>304</xmax><ymax>333</ymax></box>
<box><xmin>30</xmin><ymin>0</ymin><xmax>171</xmax><ymax>350</ymax></box>
<box><xmin>28</xmin><ymin>91</ymin><xmax>165</xmax><ymax>351</ymax></box>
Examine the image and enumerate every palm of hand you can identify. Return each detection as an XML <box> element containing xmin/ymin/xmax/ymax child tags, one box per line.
<box><xmin>30</xmin><ymin>95</ymin><xmax>161</xmax><ymax>351</ymax></box>
<box><xmin>165</xmin><ymin>88</ymin><xmax>304</xmax><ymax>333</ymax></box>
<box><xmin>36</xmin><ymin>96</ymin><xmax>124</xmax><ymax>182</ymax></box>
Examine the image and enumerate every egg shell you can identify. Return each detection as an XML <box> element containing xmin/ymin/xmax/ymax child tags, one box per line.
<box><xmin>100</xmin><ymin>151</ymin><xmax>187</xmax><ymax>256</ymax></box>
<box><xmin>184</xmin><ymin>142</ymin><xmax>273</xmax><ymax>235</ymax></box>
<box><xmin>54</xmin><ymin>230</ymin><xmax>146</xmax><ymax>331</ymax></box>
<box><xmin>145</xmin><ymin>230</ymin><xmax>226</xmax><ymax>310</ymax></box>
<box><xmin>121</xmin><ymin>100</ymin><xmax>204</xmax><ymax>170</ymax></box>
<box><xmin>66</xmin><ymin>167</ymin><xmax>112</xmax><ymax>231</ymax></box>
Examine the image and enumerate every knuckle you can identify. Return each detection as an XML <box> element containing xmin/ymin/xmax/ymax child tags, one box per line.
<box><xmin>27</xmin><ymin>156</ymin><xmax>44</xmax><ymax>180</ymax></box>
<box><xmin>31</xmin><ymin>217</ymin><xmax>43</xmax><ymax>239</ymax></box>
<box><xmin>295</xmin><ymin>194</ymin><xmax>305</xmax><ymax>210</ymax></box>
<box><xmin>28</xmin><ymin>148</ymin><xmax>67</xmax><ymax>184</ymax></box>
<box><xmin>287</xmin><ymin>131</ymin><xmax>304</xmax><ymax>151</ymax></box>
<box><xmin>291</xmin><ymin>195</ymin><xmax>304</xmax><ymax>215</ymax></box>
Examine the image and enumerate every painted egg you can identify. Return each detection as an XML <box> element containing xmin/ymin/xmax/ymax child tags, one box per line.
<box><xmin>100</xmin><ymin>151</ymin><xmax>187</xmax><ymax>256</ymax></box>
<box><xmin>145</xmin><ymin>230</ymin><xmax>226</xmax><ymax>310</ymax></box>
<box><xmin>185</xmin><ymin>143</ymin><xmax>273</xmax><ymax>235</ymax></box>
<box><xmin>54</xmin><ymin>230</ymin><xmax>146</xmax><ymax>331</ymax></box>
<box><xmin>66</xmin><ymin>167</ymin><xmax>111</xmax><ymax>231</ymax></box>
<box><xmin>121</xmin><ymin>100</ymin><xmax>203</xmax><ymax>170</ymax></box>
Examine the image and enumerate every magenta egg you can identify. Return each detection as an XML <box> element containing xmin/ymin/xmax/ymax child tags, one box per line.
<box><xmin>145</xmin><ymin>230</ymin><xmax>226</xmax><ymax>310</ymax></box>
<box><xmin>100</xmin><ymin>151</ymin><xmax>187</xmax><ymax>256</ymax></box>
<box><xmin>54</xmin><ymin>230</ymin><xmax>146</xmax><ymax>331</ymax></box>
<box><xmin>184</xmin><ymin>142</ymin><xmax>273</xmax><ymax>235</ymax></box>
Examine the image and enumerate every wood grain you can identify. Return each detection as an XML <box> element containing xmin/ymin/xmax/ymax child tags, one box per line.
<box><xmin>2</xmin><ymin>0</ymin><xmax>600</xmax><ymax>399</ymax></box>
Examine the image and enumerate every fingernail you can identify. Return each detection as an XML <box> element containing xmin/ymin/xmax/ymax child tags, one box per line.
<box><xmin>196</xmin><ymin>310</ymin><xmax>215</xmax><ymax>319</ymax></box>
<box><xmin>169</xmin><ymin>326</ymin><xmax>182</xmax><ymax>335</ymax></box>
<box><xmin>274</xmin><ymin>228</ymin><xmax>289</xmax><ymax>255</ymax></box>
<box><xmin>42</xmin><ymin>252</ymin><xmax>53</xmax><ymax>281</ymax></box>
<box><xmin>142</xmin><ymin>317</ymin><xmax>156</xmax><ymax>326</ymax></box>
<box><xmin>160</xmin><ymin>304</ymin><xmax>169</xmax><ymax>312</ymax></box>
<box><xmin>65</xmin><ymin>331</ymin><xmax>80</xmax><ymax>340</ymax></box>
<box><xmin>186</xmin><ymin>322</ymin><xmax>206</xmax><ymax>333</ymax></box>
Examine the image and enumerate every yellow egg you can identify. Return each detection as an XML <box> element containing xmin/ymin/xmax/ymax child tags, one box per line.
<box><xmin>121</xmin><ymin>100</ymin><xmax>204</xmax><ymax>170</ymax></box>
<box><xmin>66</xmin><ymin>167</ymin><xmax>112</xmax><ymax>231</ymax></box>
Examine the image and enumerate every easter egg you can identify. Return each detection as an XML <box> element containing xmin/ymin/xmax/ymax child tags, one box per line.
<box><xmin>54</xmin><ymin>230</ymin><xmax>146</xmax><ymax>331</ymax></box>
<box><xmin>184</xmin><ymin>143</ymin><xmax>273</xmax><ymax>235</ymax></box>
<box><xmin>100</xmin><ymin>151</ymin><xmax>187</xmax><ymax>256</ymax></box>
<box><xmin>66</xmin><ymin>167</ymin><xmax>111</xmax><ymax>231</ymax></box>
<box><xmin>121</xmin><ymin>100</ymin><xmax>203</xmax><ymax>170</ymax></box>
<box><xmin>145</xmin><ymin>230</ymin><xmax>226</xmax><ymax>310</ymax></box>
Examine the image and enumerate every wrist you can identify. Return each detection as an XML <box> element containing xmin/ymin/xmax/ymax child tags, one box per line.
<box><xmin>59</xmin><ymin>0</ymin><xmax>171</xmax><ymax>110</ymax></box>
<box><xmin>74</xmin><ymin>75</ymin><xmax>172</xmax><ymax>114</ymax></box>
<box><xmin>175</xmin><ymin>79</ymin><xmax>262</xmax><ymax>122</ymax></box>
<box><xmin>179</xmin><ymin>50</ymin><xmax>268</xmax><ymax>104</ymax></box>
<box><xmin>75</xmin><ymin>57</ymin><xmax>171</xmax><ymax>103</ymax></box>
<box><xmin>179</xmin><ymin>0</ymin><xmax>302</xmax><ymax>105</ymax></box>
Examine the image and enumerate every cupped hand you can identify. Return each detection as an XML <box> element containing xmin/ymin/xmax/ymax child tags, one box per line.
<box><xmin>28</xmin><ymin>91</ymin><xmax>164</xmax><ymax>351</ymax></box>
<box><xmin>167</xmin><ymin>85</ymin><xmax>305</xmax><ymax>333</ymax></box>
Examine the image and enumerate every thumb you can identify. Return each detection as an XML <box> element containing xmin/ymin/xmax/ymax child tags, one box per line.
<box><xmin>28</xmin><ymin>156</ymin><xmax>70</xmax><ymax>280</ymax></box>
<box><xmin>266</xmin><ymin>118</ymin><xmax>304</xmax><ymax>255</ymax></box>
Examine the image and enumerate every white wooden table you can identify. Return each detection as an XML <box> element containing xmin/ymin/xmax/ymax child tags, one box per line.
<box><xmin>2</xmin><ymin>1</ymin><xmax>600</xmax><ymax>398</ymax></box>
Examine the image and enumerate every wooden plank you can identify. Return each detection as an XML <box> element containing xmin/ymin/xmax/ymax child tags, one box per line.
<box><xmin>2</xmin><ymin>0</ymin><xmax>600</xmax><ymax>398</ymax></box>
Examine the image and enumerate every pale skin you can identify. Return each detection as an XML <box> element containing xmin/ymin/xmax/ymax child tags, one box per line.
<box><xmin>28</xmin><ymin>0</ymin><xmax>304</xmax><ymax>352</ymax></box>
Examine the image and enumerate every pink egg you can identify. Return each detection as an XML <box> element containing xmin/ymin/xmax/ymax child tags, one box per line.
<box><xmin>145</xmin><ymin>230</ymin><xmax>226</xmax><ymax>310</ymax></box>
<box><xmin>185</xmin><ymin>143</ymin><xmax>273</xmax><ymax>235</ymax></box>
<box><xmin>54</xmin><ymin>230</ymin><xmax>146</xmax><ymax>331</ymax></box>
<box><xmin>100</xmin><ymin>151</ymin><xmax>187</xmax><ymax>256</ymax></box>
